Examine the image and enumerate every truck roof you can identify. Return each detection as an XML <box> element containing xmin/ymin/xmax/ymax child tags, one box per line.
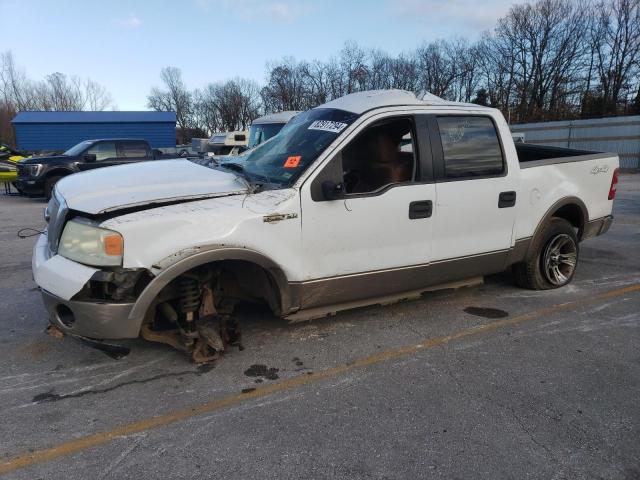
<box><xmin>316</xmin><ymin>90</ymin><xmax>492</xmax><ymax>115</ymax></box>
<box><xmin>252</xmin><ymin>111</ymin><xmax>300</xmax><ymax>125</ymax></box>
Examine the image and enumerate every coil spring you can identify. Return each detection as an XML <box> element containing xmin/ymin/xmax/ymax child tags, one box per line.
<box><xmin>177</xmin><ymin>275</ymin><xmax>201</xmax><ymax>313</ymax></box>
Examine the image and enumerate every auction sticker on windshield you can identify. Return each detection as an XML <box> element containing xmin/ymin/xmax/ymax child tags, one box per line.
<box><xmin>284</xmin><ymin>156</ymin><xmax>301</xmax><ymax>168</ymax></box>
<box><xmin>308</xmin><ymin>120</ymin><xmax>349</xmax><ymax>134</ymax></box>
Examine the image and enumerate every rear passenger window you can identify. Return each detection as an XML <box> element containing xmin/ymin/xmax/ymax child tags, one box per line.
<box><xmin>119</xmin><ymin>142</ymin><xmax>148</xmax><ymax>158</ymax></box>
<box><xmin>436</xmin><ymin>116</ymin><xmax>504</xmax><ymax>178</ymax></box>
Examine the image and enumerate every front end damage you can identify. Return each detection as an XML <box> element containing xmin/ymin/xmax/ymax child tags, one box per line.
<box><xmin>35</xmin><ymin>174</ymin><xmax>296</xmax><ymax>364</ymax></box>
<box><xmin>41</xmin><ymin>252</ymin><xmax>280</xmax><ymax>363</ymax></box>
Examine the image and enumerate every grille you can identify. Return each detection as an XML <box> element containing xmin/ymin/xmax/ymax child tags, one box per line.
<box><xmin>46</xmin><ymin>193</ymin><xmax>68</xmax><ymax>254</ymax></box>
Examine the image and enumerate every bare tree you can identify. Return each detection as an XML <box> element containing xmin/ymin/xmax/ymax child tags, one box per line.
<box><xmin>261</xmin><ymin>58</ymin><xmax>311</xmax><ymax>112</ymax></box>
<box><xmin>148</xmin><ymin>67</ymin><xmax>193</xmax><ymax>140</ymax></box>
<box><xmin>340</xmin><ymin>41</ymin><xmax>368</xmax><ymax>94</ymax></box>
<box><xmin>192</xmin><ymin>86</ymin><xmax>222</xmax><ymax>135</ymax></box>
<box><xmin>0</xmin><ymin>51</ymin><xmax>38</xmax><ymax>111</ymax></box>
<box><xmin>191</xmin><ymin>79</ymin><xmax>262</xmax><ymax>134</ymax></box>
<box><xmin>0</xmin><ymin>51</ymin><xmax>112</xmax><ymax>145</ymax></box>
<box><xmin>84</xmin><ymin>79</ymin><xmax>112</xmax><ymax>111</ymax></box>
<box><xmin>591</xmin><ymin>0</ymin><xmax>640</xmax><ymax>114</ymax></box>
<box><xmin>490</xmin><ymin>0</ymin><xmax>590</xmax><ymax>122</ymax></box>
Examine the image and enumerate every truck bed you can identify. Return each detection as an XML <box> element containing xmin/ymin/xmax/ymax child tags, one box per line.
<box><xmin>515</xmin><ymin>143</ymin><xmax>612</xmax><ymax>169</ymax></box>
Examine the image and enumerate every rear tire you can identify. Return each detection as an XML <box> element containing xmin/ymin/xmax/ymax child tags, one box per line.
<box><xmin>513</xmin><ymin>217</ymin><xmax>579</xmax><ymax>290</ymax></box>
<box><xmin>44</xmin><ymin>175</ymin><xmax>63</xmax><ymax>200</ymax></box>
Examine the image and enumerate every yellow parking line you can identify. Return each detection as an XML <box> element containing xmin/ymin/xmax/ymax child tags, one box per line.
<box><xmin>2</xmin><ymin>283</ymin><xmax>639</xmax><ymax>475</ymax></box>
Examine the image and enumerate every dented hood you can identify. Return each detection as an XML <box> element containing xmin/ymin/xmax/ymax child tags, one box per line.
<box><xmin>55</xmin><ymin>159</ymin><xmax>249</xmax><ymax>215</ymax></box>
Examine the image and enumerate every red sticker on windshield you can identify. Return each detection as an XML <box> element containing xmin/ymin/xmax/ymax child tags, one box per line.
<box><xmin>284</xmin><ymin>156</ymin><xmax>301</xmax><ymax>168</ymax></box>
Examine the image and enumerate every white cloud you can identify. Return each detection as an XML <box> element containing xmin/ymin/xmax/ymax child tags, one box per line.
<box><xmin>118</xmin><ymin>14</ymin><xmax>142</xmax><ymax>29</ymax></box>
<box><xmin>390</xmin><ymin>0</ymin><xmax>514</xmax><ymax>32</ymax></box>
<box><xmin>196</xmin><ymin>0</ymin><xmax>311</xmax><ymax>23</ymax></box>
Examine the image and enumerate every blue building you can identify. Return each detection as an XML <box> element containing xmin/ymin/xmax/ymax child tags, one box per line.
<box><xmin>11</xmin><ymin>111</ymin><xmax>176</xmax><ymax>151</ymax></box>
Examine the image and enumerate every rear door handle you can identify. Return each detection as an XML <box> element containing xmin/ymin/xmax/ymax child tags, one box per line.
<box><xmin>498</xmin><ymin>191</ymin><xmax>516</xmax><ymax>208</ymax></box>
<box><xmin>409</xmin><ymin>200</ymin><xmax>433</xmax><ymax>219</ymax></box>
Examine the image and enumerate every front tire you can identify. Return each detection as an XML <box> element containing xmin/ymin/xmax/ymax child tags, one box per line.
<box><xmin>513</xmin><ymin>217</ymin><xmax>579</xmax><ymax>290</ymax></box>
<box><xmin>44</xmin><ymin>175</ymin><xmax>63</xmax><ymax>200</ymax></box>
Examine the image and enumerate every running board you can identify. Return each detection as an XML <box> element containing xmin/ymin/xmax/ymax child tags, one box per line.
<box><xmin>284</xmin><ymin>276</ymin><xmax>484</xmax><ymax>323</ymax></box>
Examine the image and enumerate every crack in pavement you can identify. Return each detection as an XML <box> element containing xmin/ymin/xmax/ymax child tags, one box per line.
<box><xmin>32</xmin><ymin>369</ymin><xmax>206</xmax><ymax>404</ymax></box>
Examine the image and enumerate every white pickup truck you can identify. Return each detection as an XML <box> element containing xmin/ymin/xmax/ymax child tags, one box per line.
<box><xmin>33</xmin><ymin>90</ymin><xmax>619</xmax><ymax>362</ymax></box>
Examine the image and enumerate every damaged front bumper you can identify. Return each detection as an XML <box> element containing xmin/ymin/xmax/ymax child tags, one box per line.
<box><xmin>41</xmin><ymin>291</ymin><xmax>137</xmax><ymax>339</ymax></box>
<box><xmin>32</xmin><ymin>234</ymin><xmax>139</xmax><ymax>339</ymax></box>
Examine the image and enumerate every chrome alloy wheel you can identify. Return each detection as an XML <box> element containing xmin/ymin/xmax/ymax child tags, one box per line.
<box><xmin>542</xmin><ymin>233</ymin><xmax>577</xmax><ymax>286</ymax></box>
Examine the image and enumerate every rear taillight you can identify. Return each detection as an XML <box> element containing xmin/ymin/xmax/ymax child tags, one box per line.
<box><xmin>608</xmin><ymin>168</ymin><xmax>620</xmax><ymax>200</ymax></box>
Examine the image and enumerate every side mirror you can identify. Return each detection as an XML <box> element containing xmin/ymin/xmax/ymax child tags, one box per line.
<box><xmin>321</xmin><ymin>180</ymin><xmax>345</xmax><ymax>201</ymax></box>
<box><xmin>83</xmin><ymin>153</ymin><xmax>97</xmax><ymax>162</ymax></box>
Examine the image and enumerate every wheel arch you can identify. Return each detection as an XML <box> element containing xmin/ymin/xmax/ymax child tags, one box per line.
<box><xmin>523</xmin><ymin>196</ymin><xmax>588</xmax><ymax>261</ymax></box>
<box><xmin>45</xmin><ymin>167</ymin><xmax>74</xmax><ymax>179</ymax></box>
<box><xmin>127</xmin><ymin>246</ymin><xmax>295</xmax><ymax>332</ymax></box>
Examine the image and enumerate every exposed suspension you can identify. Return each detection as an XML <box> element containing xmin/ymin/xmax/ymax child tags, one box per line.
<box><xmin>177</xmin><ymin>275</ymin><xmax>202</xmax><ymax>316</ymax></box>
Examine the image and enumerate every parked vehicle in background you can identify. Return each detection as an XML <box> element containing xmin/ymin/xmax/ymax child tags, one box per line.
<box><xmin>176</xmin><ymin>144</ymin><xmax>192</xmax><ymax>157</ymax></box>
<box><xmin>32</xmin><ymin>90</ymin><xmax>618</xmax><ymax>363</ymax></box>
<box><xmin>17</xmin><ymin>138</ymin><xmax>155</xmax><ymax>199</ymax></box>
<box><xmin>512</xmin><ymin>132</ymin><xmax>525</xmax><ymax>143</ymax></box>
<box><xmin>206</xmin><ymin>131</ymin><xmax>248</xmax><ymax>157</ymax></box>
<box><xmin>247</xmin><ymin>111</ymin><xmax>300</xmax><ymax>149</ymax></box>
<box><xmin>0</xmin><ymin>144</ymin><xmax>29</xmax><ymax>193</ymax></box>
<box><xmin>191</xmin><ymin>138</ymin><xmax>209</xmax><ymax>156</ymax></box>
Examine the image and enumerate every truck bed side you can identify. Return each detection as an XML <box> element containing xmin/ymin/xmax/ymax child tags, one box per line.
<box><xmin>513</xmin><ymin>148</ymin><xmax>619</xmax><ymax>242</ymax></box>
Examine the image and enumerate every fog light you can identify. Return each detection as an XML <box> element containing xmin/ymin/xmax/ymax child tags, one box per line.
<box><xmin>55</xmin><ymin>304</ymin><xmax>75</xmax><ymax>327</ymax></box>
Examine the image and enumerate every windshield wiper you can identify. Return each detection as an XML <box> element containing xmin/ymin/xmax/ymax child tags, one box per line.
<box><xmin>220</xmin><ymin>162</ymin><xmax>274</xmax><ymax>189</ymax></box>
<box><xmin>217</xmin><ymin>163</ymin><xmax>258</xmax><ymax>192</ymax></box>
<box><xmin>220</xmin><ymin>162</ymin><xmax>244</xmax><ymax>174</ymax></box>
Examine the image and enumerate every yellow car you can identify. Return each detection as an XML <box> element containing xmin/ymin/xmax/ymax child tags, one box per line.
<box><xmin>0</xmin><ymin>144</ymin><xmax>28</xmax><ymax>191</ymax></box>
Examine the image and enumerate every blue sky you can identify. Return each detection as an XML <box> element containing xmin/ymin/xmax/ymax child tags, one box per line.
<box><xmin>1</xmin><ymin>0</ymin><xmax>515</xmax><ymax>110</ymax></box>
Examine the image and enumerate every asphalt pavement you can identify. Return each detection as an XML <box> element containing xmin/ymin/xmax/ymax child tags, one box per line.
<box><xmin>0</xmin><ymin>175</ymin><xmax>638</xmax><ymax>479</ymax></box>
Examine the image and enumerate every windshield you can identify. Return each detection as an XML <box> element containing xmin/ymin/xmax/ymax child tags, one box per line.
<box><xmin>248</xmin><ymin>123</ymin><xmax>285</xmax><ymax>149</ymax></box>
<box><xmin>225</xmin><ymin>108</ymin><xmax>358</xmax><ymax>187</ymax></box>
<box><xmin>207</xmin><ymin>144</ymin><xmax>234</xmax><ymax>155</ymax></box>
<box><xmin>64</xmin><ymin>140</ymin><xmax>93</xmax><ymax>156</ymax></box>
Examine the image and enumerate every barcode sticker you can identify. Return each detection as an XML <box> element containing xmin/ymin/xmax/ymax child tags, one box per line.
<box><xmin>308</xmin><ymin>120</ymin><xmax>348</xmax><ymax>134</ymax></box>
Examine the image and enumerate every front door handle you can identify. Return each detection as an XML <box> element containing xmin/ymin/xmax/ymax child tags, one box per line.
<box><xmin>409</xmin><ymin>200</ymin><xmax>433</xmax><ymax>219</ymax></box>
<box><xmin>498</xmin><ymin>191</ymin><xmax>516</xmax><ymax>208</ymax></box>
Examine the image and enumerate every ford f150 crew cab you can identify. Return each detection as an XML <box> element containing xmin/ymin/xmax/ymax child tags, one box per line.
<box><xmin>32</xmin><ymin>90</ymin><xmax>619</xmax><ymax>362</ymax></box>
<box><xmin>17</xmin><ymin>138</ymin><xmax>155</xmax><ymax>199</ymax></box>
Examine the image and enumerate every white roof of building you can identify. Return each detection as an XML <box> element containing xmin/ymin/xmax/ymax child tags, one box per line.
<box><xmin>316</xmin><ymin>89</ymin><xmax>488</xmax><ymax>114</ymax></box>
<box><xmin>252</xmin><ymin>111</ymin><xmax>300</xmax><ymax>125</ymax></box>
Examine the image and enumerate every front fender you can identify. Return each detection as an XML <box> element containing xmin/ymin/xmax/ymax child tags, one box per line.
<box><xmin>127</xmin><ymin>245</ymin><xmax>295</xmax><ymax>333</ymax></box>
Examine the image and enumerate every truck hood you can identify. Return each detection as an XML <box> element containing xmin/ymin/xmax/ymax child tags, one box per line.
<box><xmin>55</xmin><ymin>159</ymin><xmax>249</xmax><ymax>215</ymax></box>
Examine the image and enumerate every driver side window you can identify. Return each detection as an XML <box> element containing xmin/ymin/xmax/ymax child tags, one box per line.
<box><xmin>341</xmin><ymin>117</ymin><xmax>416</xmax><ymax>195</ymax></box>
<box><xmin>86</xmin><ymin>142</ymin><xmax>117</xmax><ymax>161</ymax></box>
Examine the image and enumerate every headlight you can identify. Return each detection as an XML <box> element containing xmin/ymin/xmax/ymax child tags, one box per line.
<box><xmin>58</xmin><ymin>220</ymin><xmax>124</xmax><ymax>266</ymax></box>
<box><xmin>25</xmin><ymin>164</ymin><xmax>43</xmax><ymax>176</ymax></box>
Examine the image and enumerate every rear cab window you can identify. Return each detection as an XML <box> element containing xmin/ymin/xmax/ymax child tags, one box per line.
<box><xmin>436</xmin><ymin>116</ymin><xmax>504</xmax><ymax>179</ymax></box>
